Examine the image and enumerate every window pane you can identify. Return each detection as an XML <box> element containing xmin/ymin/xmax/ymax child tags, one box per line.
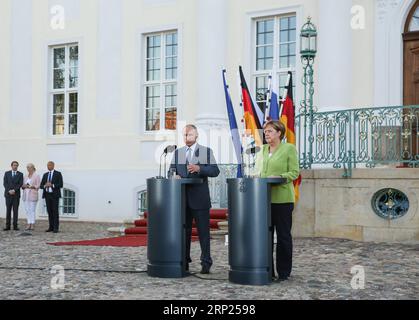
<box><xmin>257</xmin><ymin>32</ymin><xmax>265</xmax><ymax>46</ymax></box>
<box><xmin>147</xmin><ymin>35</ymin><xmax>161</xmax><ymax>51</ymax></box>
<box><xmin>165</xmin><ymin>32</ymin><xmax>177</xmax><ymax>80</ymax></box>
<box><xmin>165</xmin><ymin>84</ymin><xmax>177</xmax><ymax>107</ymax></box>
<box><xmin>279</xmin><ymin>72</ymin><xmax>296</xmax><ymax>93</ymax></box>
<box><xmin>54</xmin><ymin>48</ymin><xmax>65</xmax><ymax>68</ymax></box>
<box><xmin>69</xmin><ymin>46</ymin><xmax>78</xmax><ymax>67</ymax></box>
<box><xmin>280</xmin><ymin>17</ymin><xmax>289</xmax><ymax>30</ymax></box>
<box><xmin>257</xmin><ymin>20</ymin><xmax>274</xmax><ymax>46</ymax></box>
<box><xmin>280</xmin><ymin>30</ymin><xmax>289</xmax><ymax>43</ymax></box>
<box><xmin>148</xmin><ymin>46</ymin><xmax>160</xmax><ymax>59</ymax></box>
<box><xmin>165</xmin><ymin>108</ymin><xmax>177</xmax><ymax>130</ymax></box>
<box><xmin>265</xmin><ymin>32</ymin><xmax>274</xmax><ymax>45</ymax></box>
<box><xmin>409</xmin><ymin>7</ymin><xmax>419</xmax><ymax>31</ymax></box>
<box><xmin>257</xmin><ymin>20</ymin><xmax>265</xmax><ymax>34</ymax></box>
<box><xmin>265</xmin><ymin>58</ymin><xmax>273</xmax><ymax>70</ymax></box>
<box><xmin>53</xmin><ymin>94</ymin><xmax>65</xmax><ymax>114</ymax></box>
<box><xmin>280</xmin><ymin>44</ymin><xmax>288</xmax><ymax>57</ymax></box>
<box><xmin>256</xmin><ymin>46</ymin><xmax>273</xmax><ymax>71</ymax></box>
<box><xmin>289</xmin><ymin>16</ymin><xmax>296</xmax><ymax>29</ymax></box>
<box><xmin>69</xmin><ymin>93</ymin><xmax>78</xmax><ymax>113</ymax></box>
<box><xmin>266</xmin><ymin>19</ymin><xmax>274</xmax><ymax>32</ymax></box>
<box><xmin>53</xmin><ymin>115</ymin><xmax>65</xmax><ymax>135</ymax></box>
<box><xmin>289</xmin><ymin>42</ymin><xmax>296</xmax><ymax>55</ymax></box>
<box><xmin>146</xmin><ymin>86</ymin><xmax>160</xmax><ymax>108</ymax></box>
<box><xmin>256</xmin><ymin>76</ymin><xmax>268</xmax><ymax>104</ymax></box>
<box><xmin>289</xmin><ymin>55</ymin><xmax>296</xmax><ymax>68</ymax></box>
<box><xmin>146</xmin><ymin>109</ymin><xmax>160</xmax><ymax>131</ymax></box>
<box><xmin>53</xmin><ymin>69</ymin><xmax>65</xmax><ymax>89</ymax></box>
<box><xmin>256</xmin><ymin>47</ymin><xmax>264</xmax><ymax>60</ymax></box>
<box><xmin>289</xmin><ymin>29</ymin><xmax>296</xmax><ymax>42</ymax></box>
<box><xmin>147</xmin><ymin>59</ymin><xmax>161</xmax><ymax>81</ymax></box>
<box><xmin>69</xmin><ymin>114</ymin><xmax>77</xmax><ymax>135</ymax></box>
<box><xmin>69</xmin><ymin>67</ymin><xmax>78</xmax><ymax>88</ymax></box>
<box><xmin>280</xmin><ymin>56</ymin><xmax>288</xmax><ymax>68</ymax></box>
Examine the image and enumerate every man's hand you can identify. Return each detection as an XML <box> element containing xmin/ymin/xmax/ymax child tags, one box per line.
<box><xmin>174</xmin><ymin>175</ymin><xmax>182</xmax><ymax>180</ymax></box>
<box><xmin>187</xmin><ymin>164</ymin><xmax>200</xmax><ymax>174</ymax></box>
<box><xmin>45</xmin><ymin>182</ymin><xmax>52</xmax><ymax>188</ymax></box>
<box><xmin>8</xmin><ymin>190</ymin><xmax>15</xmax><ymax>196</ymax></box>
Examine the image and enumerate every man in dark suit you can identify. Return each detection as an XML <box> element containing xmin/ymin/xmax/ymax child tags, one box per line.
<box><xmin>3</xmin><ymin>161</ymin><xmax>24</xmax><ymax>231</ymax></box>
<box><xmin>40</xmin><ymin>161</ymin><xmax>63</xmax><ymax>233</ymax></box>
<box><xmin>169</xmin><ymin>124</ymin><xmax>220</xmax><ymax>274</ymax></box>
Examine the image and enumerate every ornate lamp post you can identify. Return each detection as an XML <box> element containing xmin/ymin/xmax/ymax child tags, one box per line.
<box><xmin>300</xmin><ymin>17</ymin><xmax>317</xmax><ymax>169</ymax></box>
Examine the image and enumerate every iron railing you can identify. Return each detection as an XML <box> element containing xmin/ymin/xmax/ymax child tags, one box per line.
<box><xmin>296</xmin><ymin>105</ymin><xmax>419</xmax><ymax>176</ymax></box>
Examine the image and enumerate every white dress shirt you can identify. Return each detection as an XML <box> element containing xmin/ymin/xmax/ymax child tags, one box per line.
<box><xmin>47</xmin><ymin>170</ymin><xmax>55</xmax><ymax>193</ymax></box>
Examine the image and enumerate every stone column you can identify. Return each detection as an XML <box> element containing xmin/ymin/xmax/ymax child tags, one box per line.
<box><xmin>195</xmin><ymin>0</ymin><xmax>231</xmax><ymax>164</ymax></box>
<box><xmin>317</xmin><ymin>0</ymin><xmax>353</xmax><ymax>110</ymax></box>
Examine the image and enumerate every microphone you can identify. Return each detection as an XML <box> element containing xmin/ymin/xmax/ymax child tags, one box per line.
<box><xmin>164</xmin><ymin>145</ymin><xmax>177</xmax><ymax>154</ymax></box>
<box><xmin>157</xmin><ymin>145</ymin><xmax>177</xmax><ymax>179</ymax></box>
<box><xmin>163</xmin><ymin>145</ymin><xmax>177</xmax><ymax>179</ymax></box>
<box><xmin>245</xmin><ymin>146</ymin><xmax>261</xmax><ymax>155</ymax></box>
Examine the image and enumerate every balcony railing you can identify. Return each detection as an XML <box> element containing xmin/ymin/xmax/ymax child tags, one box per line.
<box><xmin>296</xmin><ymin>105</ymin><xmax>419</xmax><ymax>176</ymax></box>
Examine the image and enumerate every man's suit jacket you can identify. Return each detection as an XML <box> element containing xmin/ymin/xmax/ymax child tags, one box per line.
<box><xmin>3</xmin><ymin>171</ymin><xmax>24</xmax><ymax>198</ymax></box>
<box><xmin>40</xmin><ymin>171</ymin><xmax>64</xmax><ymax>199</ymax></box>
<box><xmin>169</xmin><ymin>144</ymin><xmax>220</xmax><ymax>210</ymax></box>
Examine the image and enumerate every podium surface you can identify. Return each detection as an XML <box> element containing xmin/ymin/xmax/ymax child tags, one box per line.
<box><xmin>146</xmin><ymin>178</ymin><xmax>202</xmax><ymax>278</ymax></box>
<box><xmin>227</xmin><ymin>177</ymin><xmax>287</xmax><ymax>285</ymax></box>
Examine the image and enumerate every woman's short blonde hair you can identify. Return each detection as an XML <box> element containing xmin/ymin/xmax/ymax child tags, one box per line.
<box><xmin>263</xmin><ymin>120</ymin><xmax>286</xmax><ymax>140</ymax></box>
<box><xmin>26</xmin><ymin>163</ymin><xmax>36</xmax><ymax>171</ymax></box>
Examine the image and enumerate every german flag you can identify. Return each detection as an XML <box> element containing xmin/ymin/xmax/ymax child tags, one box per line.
<box><xmin>280</xmin><ymin>72</ymin><xmax>301</xmax><ymax>202</ymax></box>
<box><xmin>239</xmin><ymin>66</ymin><xmax>263</xmax><ymax>147</ymax></box>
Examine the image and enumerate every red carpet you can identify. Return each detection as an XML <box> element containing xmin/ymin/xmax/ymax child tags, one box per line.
<box><xmin>127</xmin><ymin>209</ymin><xmax>228</xmax><ymax>236</ymax></box>
<box><xmin>48</xmin><ymin>235</ymin><xmax>148</xmax><ymax>247</ymax></box>
<box><xmin>48</xmin><ymin>235</ymin><xmax>199</xmax><ymax>247</ymax></box>
<box><xmin>48</xmin><ymin>209</ymin><xmax>228</xmax><ymax>247</ymax></box>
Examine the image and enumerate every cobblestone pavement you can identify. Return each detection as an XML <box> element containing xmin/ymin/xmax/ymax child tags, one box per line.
<box><xmin>0</xmin><ymin>218</ymin><xmax>417</xmax><ymax>300</ymax></box>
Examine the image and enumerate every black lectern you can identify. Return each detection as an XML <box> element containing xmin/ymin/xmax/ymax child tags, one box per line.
<box><xmin>147</xmin><ymin>178</ymin><xmax>203</xmax><ymax>278</ymax></box>
<box><xmin>227</xmin><ymin>177</ymin><xmax>287</xmax><ymax>285</ymax></box>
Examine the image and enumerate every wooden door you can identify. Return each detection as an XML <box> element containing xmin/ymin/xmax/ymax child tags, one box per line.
<box><xmin>402</xmin><ymin>3</ymin><xmax>419</xmax><ymax>165</ymax></box>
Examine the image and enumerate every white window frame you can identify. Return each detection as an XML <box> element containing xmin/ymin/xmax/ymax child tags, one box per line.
<box><xmin>49</xmin><ymin>43</ymin><xmax>79</xmax><ymax>137</ymax></box>
<box><xmin>40</xmin><ymin>185</ymin><xmax>79</xmax><ymax>219</ymax></box>
<box><xmin>253</xmin><ymin>14</ymin><xmax>297</xmax><ymax>110</ymax></box>
<box><xmin>143</xmin><ymin>30</ymin><xmax>179</xmax><ymax>134</ymax></box>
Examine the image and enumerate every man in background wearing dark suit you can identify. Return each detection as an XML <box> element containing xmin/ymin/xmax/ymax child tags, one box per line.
<box><xmin>3</xmin><ymin>161</ymin><xmax>24</xmax><ymax>231</ymax></box>
<box><xmin>169</xmin><ymin>124</ymin><xmax>220</xmax><ymax>274</ymax></box>
<box><xmin>40</xmin><ymin>161</ymin><xmax>63</xmax><ymax>233</ymax></box>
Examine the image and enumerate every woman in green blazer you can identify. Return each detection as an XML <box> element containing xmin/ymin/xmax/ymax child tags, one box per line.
<box><xmin>257</xmin><ymin>120</ymin><xmax>300</xmax><ymax>281</ymax></box>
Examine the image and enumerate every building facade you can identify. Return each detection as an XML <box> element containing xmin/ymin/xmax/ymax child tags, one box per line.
<box><xmin>0</xmin><ymin>0</ymin><xmax>418</xmax><ymax>223</ymax></box>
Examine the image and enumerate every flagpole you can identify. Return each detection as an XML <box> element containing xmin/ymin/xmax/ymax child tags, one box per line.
<box><xmin>237</xmin><ymin>70</ymin><xmax>247</xmax><ymax>178</ymax></box>
<box><xmin>279</xmin><ymin>72</ymin><xmax>291</xmax><ymax>118</ymax></box>
<box><xmin>264</xmin><ymin>75</ymin><xmax>272</xmax><ymax>123</ymax></box>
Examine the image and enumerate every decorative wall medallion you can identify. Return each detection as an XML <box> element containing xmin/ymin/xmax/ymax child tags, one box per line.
<box><xmin>371</xmin><ymin>188</ymin><xmax>409</xmax><ymax>220</ymax></box>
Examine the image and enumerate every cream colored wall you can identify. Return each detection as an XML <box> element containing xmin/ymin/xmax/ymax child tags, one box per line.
<box><xmin>0</xmin><ymin>0</ymin><xmax>398</xmax><ymax>222</ymax></box>
<box><xmin>293</xmin><ymin>169</ymin><xmax>419</xmax><ymax>242</ymax></box>
<box><xmin>351</xmin><ymin>0</ymin><xmax>375</xmax><ymax>108</ymax></box>
<box><xmin>1</xmin><ymin>0</ymin><xmax>381</xmax><ymax>170</ymax></box>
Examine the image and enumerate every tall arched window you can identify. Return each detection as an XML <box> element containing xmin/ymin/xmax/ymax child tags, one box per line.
<box><xmin>402</xmin><ymin>1</ymin><xmax>419</xmax><ymax>164</ymax></box>
<box><xmin>407</xmin><ymin>2</ymin><xmax>419</xmax><ymax>32</ymax></box>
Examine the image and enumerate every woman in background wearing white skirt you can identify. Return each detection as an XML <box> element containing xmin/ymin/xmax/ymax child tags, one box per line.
<box><xmin>22</xmin><ymin>163</ymin><xmax>40</xmax><ymax>231</ymax></box>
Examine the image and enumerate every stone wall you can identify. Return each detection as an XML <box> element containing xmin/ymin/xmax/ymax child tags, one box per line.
<box><xmin>292</xmin><ymin>168</ymin><xmax>419</xmax><ymax>242</ymax></box>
